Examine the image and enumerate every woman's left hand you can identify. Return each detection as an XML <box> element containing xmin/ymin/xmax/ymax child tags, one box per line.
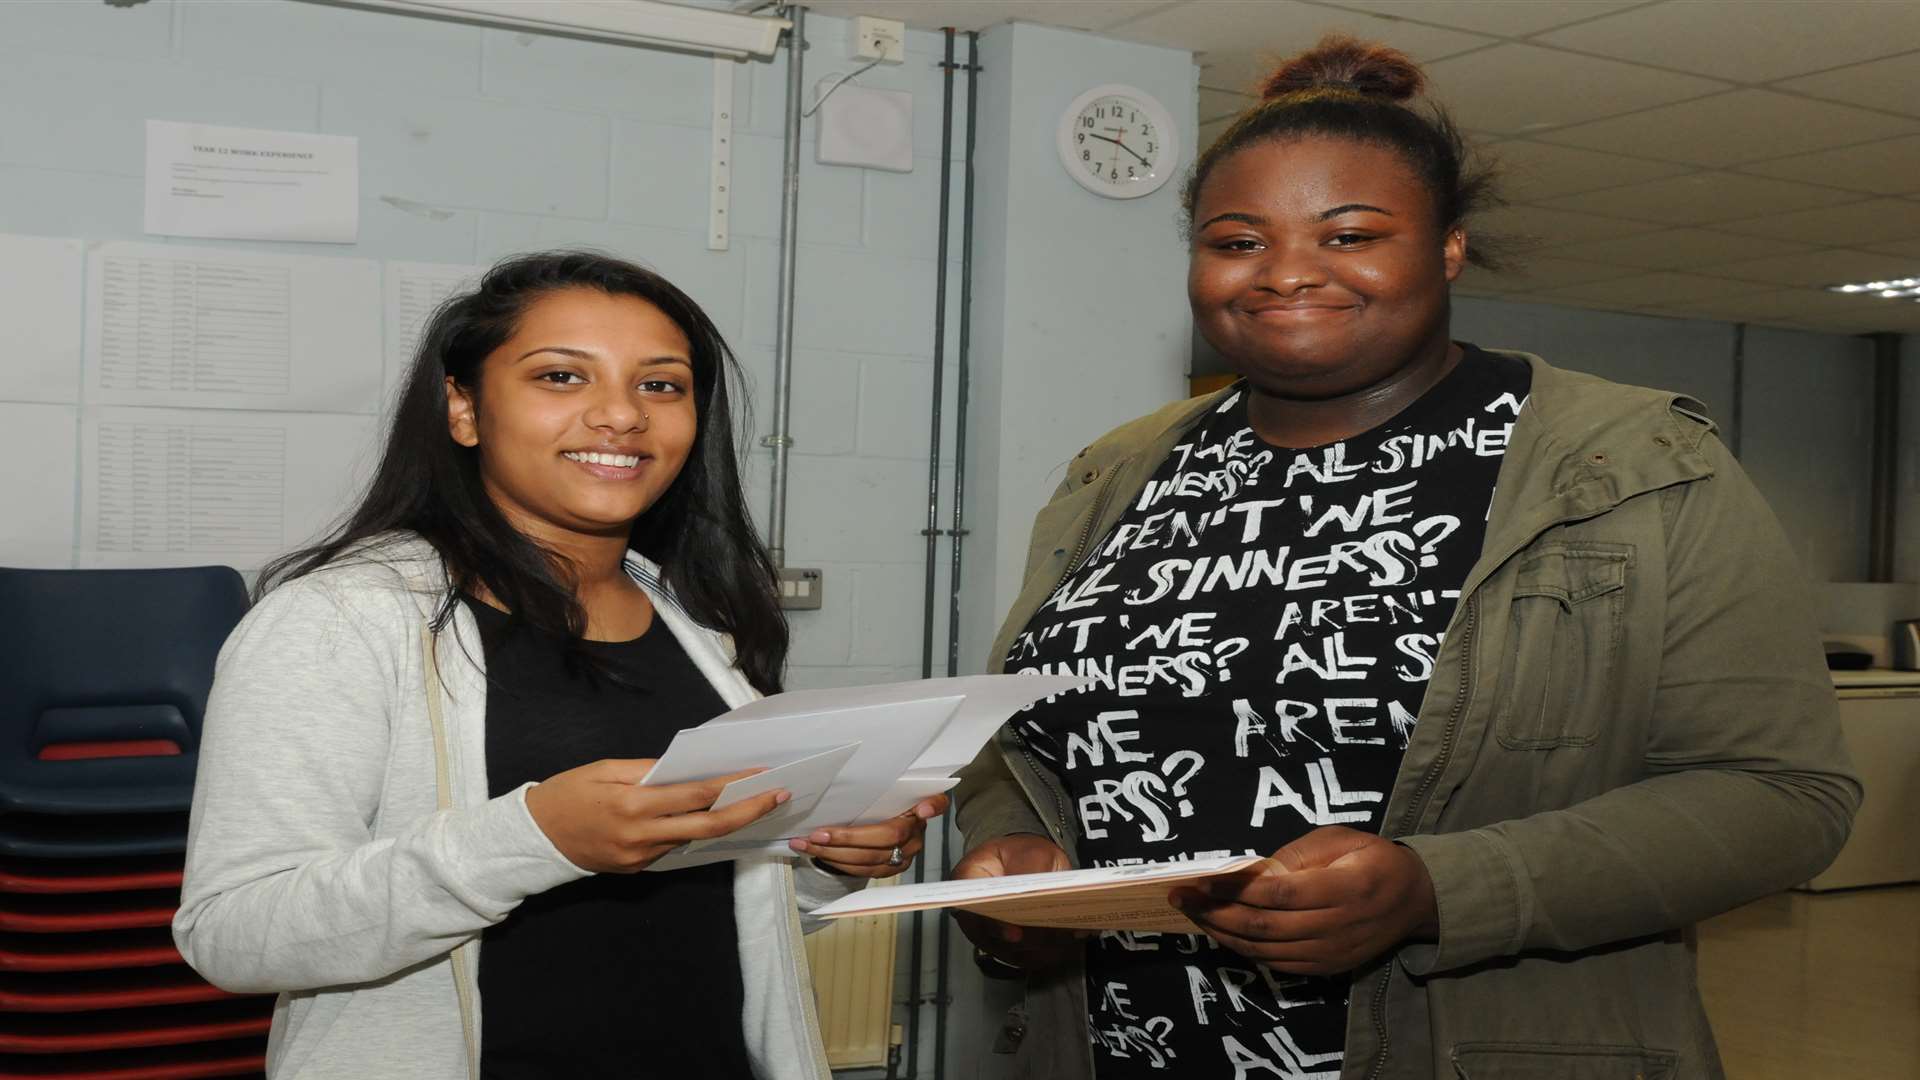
<box><xmin>1170</xmin><ymin>825</ymin><xmax>1438</xmax><ymax>976</ymax></box>
<box><xmin>789</xmin><ymin>795</ymin><xmax>950</xmax><ymax>878</ymax></box>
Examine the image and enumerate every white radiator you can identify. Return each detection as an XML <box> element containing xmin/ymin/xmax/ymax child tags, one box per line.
<box><xmin>806</xmin><ymin>892</ymin><xmax>900</xmax><ymax>1069</ymax></box>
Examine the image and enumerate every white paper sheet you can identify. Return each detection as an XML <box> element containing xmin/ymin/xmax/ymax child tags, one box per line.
<box><xmin>686</xmin><ymin>742</ymin><xmax>863</xmax><ymax>853</ymax></box>
<box><xmin>84</xmin><ymin>242</ymin><xmax>382</xmax><ymax>414</ymax></box>
<box><xmin>0</xmin><ymin>234</ymin><xmax>84</xmax><ymax>405</ymax></box>
<box><xmin>383</xmin><ymin>261</ymin><xmax>485</xmax><ymax>400</ymax></box>
<box><xmin>145</xmin><ymin>120</ymin><xmax>359</xmax><ymax>243</ymax></box>
<box><xmin>640</xmin><ymin>674</ymin><xmax>1088</xmax><ymax>870</ymax></box>
<box><xmin>77</xmin><ymin>406</ymin><xmax>379</xmax><ymax>570</ymax></box>
<box><xmin>0</xmin><ymin>404</ymin><xmax>79</xmax><ymax>568</ymax></box>
<box><xmin>811</xmin><ymin>854</ymin><xmax>1267</xmax><ymax>918</ymax></box>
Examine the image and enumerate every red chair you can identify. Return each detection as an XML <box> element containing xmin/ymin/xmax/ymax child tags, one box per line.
<box><xmin>0</xmin><ymin>1037</ymin><xmax>265</xmax><ymax>1078</ymax></box>
<box><xmin>0</xmin><ymin>859</ymin><xmax>183</xmax><ymax>896</ymax></box>
<box><xmin>0</xmin><ymin>930</ymin><xmax>181</xmax><ymax>974</ymax></box>
<box><xmin>0</xmin><ymin>969</ymin><xmax>237</xmax><ymax>1013</ymax></box>
<box><xmin>0</xmin><ymin>1000</ymin><xmax>272</xmax><ymax>1054</ymax></box>
<box><xmin>0</xmin><ymin>893</ymin><xmax>175</xmax><ymax>936</ymax></box>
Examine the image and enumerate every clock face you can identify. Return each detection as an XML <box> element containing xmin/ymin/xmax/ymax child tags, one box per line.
<box><xmin>1057</xmin><ymin>85</ymin><xmax>1179</xmax><ymax>199</ymax></box>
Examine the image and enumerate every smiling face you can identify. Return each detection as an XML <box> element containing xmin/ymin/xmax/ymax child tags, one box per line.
<box><xmin>1188</xmin><ymin>135</ymin><xmax>1466</xmax><ymax>400</ymax></box>
<box><xmin>445</xmin><ymin>287</ymin><xmax>698</xmax><ymax>547</ymax></box>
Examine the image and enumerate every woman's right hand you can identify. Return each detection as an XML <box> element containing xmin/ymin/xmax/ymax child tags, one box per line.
<box><xmin>949</xmin><ymin>834</ymin><xmax>1083</xmax><ymax>973</ymax></box>
<box><xmin>525</xmin><ymin>759</ymin><xmax>787</xmax><ymax>873</ymax></box>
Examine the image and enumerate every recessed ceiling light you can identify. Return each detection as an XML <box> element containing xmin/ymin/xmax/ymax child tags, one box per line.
<box><xmin>1827</xmin><ymin>274</ymin><xmax>1920</xmax><ymax>300</ymax></box>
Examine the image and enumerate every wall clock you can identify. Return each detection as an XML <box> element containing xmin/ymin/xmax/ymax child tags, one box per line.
<box><xmin>1056</xmin><ymin>83</ymin><xmax>1180</xmax><ymax>199</ymax></box>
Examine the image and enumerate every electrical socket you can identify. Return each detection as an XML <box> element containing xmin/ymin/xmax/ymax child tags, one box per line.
<box><xmin>853</xmin><ymin>15</ymin><xmax>905</xmax><ymax>64</ymax></box>
<box><xmin>777</xmin><ymin>566</ymin><xmax>824</xmax><ymax>610</ymax></box>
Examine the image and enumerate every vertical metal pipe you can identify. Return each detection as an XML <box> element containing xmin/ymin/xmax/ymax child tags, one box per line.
<box><xmin>765</xmin><ymin>4</ymin><xmax>805</xmax><ymax>567</ymax></box>
<box><xmin>931</xmin><ymin>30</ymin><xmax>978</xmax><ymax>1080</ymax></box>
<box><xmin>1869</xmin><ymin>332</ymin><xmax>1901</xmax><ymax>582</ymax></box>
<box><xmin>906</xmin><ymin>28</ymin><xmax>958</xmax><ymax>1079</ymax></box>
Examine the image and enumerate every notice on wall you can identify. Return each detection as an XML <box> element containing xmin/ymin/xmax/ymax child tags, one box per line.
<box><xmin>0</xmin><ymin>404</ymin><xmax>79</xmax><ymax>568</ymax></box>
<box><xmin>77</xmin><ymin>406</ymin><xmax>379</xmax><ymax>571</ymax></box>
<box><xmin>384</xmin><ymin>261</ymin><xmax>485</xmax><ymax>399</ymax></box>
<box><xmin>84</xmin><ymin>242</ymin><xmax>382</xmax><ymax>414</ymax></box>
<box><xmin>0</xmin><ymin>234</ymin><xmax>84</xmax><ymax>405</ymax></box>
<box><xmin>145</xmin><ymin>120</ymin><xmax>359</xmax><ymax>243</ymax></box>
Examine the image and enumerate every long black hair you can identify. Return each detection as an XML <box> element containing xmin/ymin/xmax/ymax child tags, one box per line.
<box><xmin>1182</xmin><ymin>36</ymin><xmax>1506</xmax><ymax>268</ymax></box>
<box><xmin>260</xmin><ymin>250</ymin><xmax>788</xmax><ymax>694</ymax></box>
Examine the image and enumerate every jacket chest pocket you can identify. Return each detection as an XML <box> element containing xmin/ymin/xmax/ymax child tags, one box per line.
<box><xmin>1493</xmin><ymin>544</ymin><xmax>1631</xmax><ymax>750</ymax></box>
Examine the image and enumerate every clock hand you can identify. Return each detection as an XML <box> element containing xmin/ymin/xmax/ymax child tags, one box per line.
<box><xmin>1088</xmin><ymin>132</ymin><xmax>1152</xmax><ymax>167</ymax></box>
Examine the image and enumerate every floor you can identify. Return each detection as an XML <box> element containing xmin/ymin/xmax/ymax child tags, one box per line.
<box><xmin>1696</xmin><ymin>884</ymin><xmax>1920</xmax><ymax>1079</ymax></box>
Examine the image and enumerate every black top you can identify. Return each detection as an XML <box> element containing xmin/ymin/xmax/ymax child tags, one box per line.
<box><xmin>1005</xmin><ymin>346</ymin><xmax>1532</xmax><ymax>1077</ymax></box>
<box><xmin>462</xmin><ymin>594</ymin><xmax>753</xmax><ymax>1080</ymax></box>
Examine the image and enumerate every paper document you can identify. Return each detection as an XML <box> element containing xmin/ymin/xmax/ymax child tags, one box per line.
<box><xmin>145</xmin><ymin>120</ymin><xmax>359</xmax><ymax>243</ymax></box>
<box><xmin>812</xmin><ymin>855</ymin><xmax>1267</xmax><ymax>934</ymax></box>
<box><xmin>641</xmin><ymin>674</ymin><xmax>1087</xmax><ymax>871</ymax></box>
<box><xmin>84</xmin><ymin>243</ymin><xmax>382</xmax><ymax>414</ymax></box>
<box><xmin>384</xmin><ymin>262</ymin><xmax>484</xmax><ymax>398</ymax></box>
<box><xmin>77</xmin><ymin>407</ymin><xmax>378</xmax><ymax>570</ymax></box>
<box><xmin>0</xmin><ymin>234</ymin><xmax>83</xmax><ymax>405</ymax></box>
<box><xmin>0</xmin><ymin>404</ymin><xmax>79</xmax><ymax>569</ymax></box>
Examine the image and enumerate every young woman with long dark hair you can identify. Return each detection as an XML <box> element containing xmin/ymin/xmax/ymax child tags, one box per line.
<box><xmin>174</xmin><ymin>251</ymin><xmax>943</xmax><ymax>1079</ymax></box>
<box><xmin>951</xmin><ymin>38</ymin><xmax>1857</xmax><ymax>1080</ymax></box>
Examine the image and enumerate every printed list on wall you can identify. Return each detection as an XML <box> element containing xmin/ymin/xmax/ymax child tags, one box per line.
<box><xmin>0</xmin><ymin>232</ymin><xmax>484</xmax><ymax>571</ymax></box>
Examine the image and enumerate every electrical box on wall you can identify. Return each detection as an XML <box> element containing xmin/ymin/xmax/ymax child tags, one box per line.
<box><xmin>852</xmin><ymin>15</ymin><xmax>905</xmax><ymax>64</ymax></box>
<box><xmin>816</xmin><ymin>83</ymin><xmax>914</xmax><ymax>173</ymax></box>
<box><xmin>778</xmin><ymin>566</ymin><xmax>823</xmax><ymax>610</ymax></box>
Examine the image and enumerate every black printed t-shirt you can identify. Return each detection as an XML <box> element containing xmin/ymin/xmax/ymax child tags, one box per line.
<box><xmin>1003</xmin><ymin>346</ymin><xmax>1530</xmax><ymax>1078</ymax></box>
<box><xmin>462</xmin><ymin>595</ymin><xmax>753</xmax><ymax>1080</ymax></box>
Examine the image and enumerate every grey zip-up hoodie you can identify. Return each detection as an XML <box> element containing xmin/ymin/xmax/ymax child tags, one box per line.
<box><xmin>174</xmin><ymin>534</ymin><xmax>849</xmax><ymax>1079</ymax></box>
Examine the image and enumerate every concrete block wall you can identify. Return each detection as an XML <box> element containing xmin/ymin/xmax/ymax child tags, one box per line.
<box><xmin>0</xmin><ymin>0</ymin><xmax>981</xmax><ymax>691</ymax></box>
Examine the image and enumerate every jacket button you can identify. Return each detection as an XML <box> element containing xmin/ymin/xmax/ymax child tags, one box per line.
<box><xmin>1589</xmin><ymin>452</ymin><xmax>1608</xmax><ymax>465</ymax></box>
<box><xmin>1081</xmin><ymin>468</ymin><xmax>1099</xmax><ymax>484</ymax></box>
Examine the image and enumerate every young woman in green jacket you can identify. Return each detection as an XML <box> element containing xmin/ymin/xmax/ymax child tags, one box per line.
<box><xmin>951</xmin><ymin>37</ymin><xmax>1859</xmax><ymax>1080</ymax></box>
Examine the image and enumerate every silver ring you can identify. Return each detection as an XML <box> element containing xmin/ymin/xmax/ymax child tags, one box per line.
<box><xmin>887</xmin><ymin>846</ymin><xmax>905</xmax><ymax>867</ymax></box>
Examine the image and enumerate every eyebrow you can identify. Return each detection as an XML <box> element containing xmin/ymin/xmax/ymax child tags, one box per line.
<box><xmin>1197</xmin><ymin>204</ymin><xmax>1395</xmax><ymax>231</ymax></box>
<box><xmin>1318</xmin><ymin>203</ymin><xmax>1393</xmax><ymax>220</ymax></box>
<box><xmin>514</xmin><ymin>346</ymin><xmax>692</xmax><ymax>368</ymax></box>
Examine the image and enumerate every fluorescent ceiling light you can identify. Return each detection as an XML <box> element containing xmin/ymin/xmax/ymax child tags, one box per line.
<box><xmin>318</xmin><ymin>0</ymin><xmax>789</xmax><ymax>59</ymax></box>
<box><xmin>1826</xmin><ymin>275</ymin><xmax>1920</xmax><ymax>301</ymax></box>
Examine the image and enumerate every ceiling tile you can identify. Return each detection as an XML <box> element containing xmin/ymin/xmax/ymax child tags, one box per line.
<box><xmin>793</xmin><ymin>1</ymin><xmax>1175</xmax><ymax>33</ymax></box>
<box><xmin>1863</xmin><ymin>237</ymin><xmax>1920</xmax><ymax>260</ymax></box>
<box><xmin>1109</xmin><ymin>0</ymin><xmax>1495</xmax><ymax>93</ymax></box>
<box><xmin>1735</xmin><ymin>134</ymin><xmax>1920</xmax><ymax>197</ymax></box>
<box><xmin>1688</xmin><ymin>248</ymin><xmax>1920</xmax><ymax>288</ymax></box>
<box><xmin>1476</xmin><ymin>204</ymin><xmax>1662</xmax><ymax>246</ymax></box>
<box><xmin>1549</xmin><ymin>229</ymin><xmax>1815</xmax><ymax>271</ymax></box>
<box><xmin>1535</xmin><ymin>272</ymin><xmax>1766</xmax><ymax>307</ymax></box>
<box><xmin>1312</xmin><ymin>1</ymin><xmax>1644</xmax><ymax>38</ymax></box>
<box><xmin>1537</xmin><ymin>172</ymin><xmax>1863</xmax><ymax>225</ymax></box>
<box><xmin>1198</xmin><ymin>86</ymin><xmax>1255</xmax><ymax>123</ymax></box>
<box><xmin>1779</xmin><ymin>51</ymin><xmax>1920</xmax><ymax>119</ymax></box>
<box><xmin>1653</xmin><ymin>287</ymin><xmax>1895</xmax><ymax>322</ymax></box>
<box><xmin>1713</xmin><ymin>197</ymin><xmax>1920</xmax><ymax>246</ymax></box>
<box><xmin>1485</xmin><ymin>140</ymin><xmax>1693</xmax><ymax>201</ymax></box>
<box><xmin>1535</xmin><ymin>2</ymin><xmax>1920</xmax><ymax>82</ymax></box>
<box><xmin>1423</xmin><ymin>44</ymin><xmax>1724</xmax><ymax>136</ymax></box>
<box><xmin>1457</xmin><ymin>255</ymin><xmax>1636</xmax><ymax>293</ymax></box>
<box><xmin>1538</xmin><ymin>90</ymin><xmax>1920</xmax><ymax>168</ymax></box>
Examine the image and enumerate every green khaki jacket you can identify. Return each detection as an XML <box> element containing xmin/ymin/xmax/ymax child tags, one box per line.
<box><xmin>954</xmin><ymin>353</ymin><xmax>1860</xmax><ymax>1080</ymax></box>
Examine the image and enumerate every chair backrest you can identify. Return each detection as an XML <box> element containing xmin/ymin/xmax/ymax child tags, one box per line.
<box><xmin>0</xmin><ymin>567</ymin><xmax>248</xmax><ymax>816</ymax></box>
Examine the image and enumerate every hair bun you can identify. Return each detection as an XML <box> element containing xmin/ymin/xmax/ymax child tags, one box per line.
<box><xmin>1259</xmin><ymin>35</ymin><xmax>1424</xmax><ymax>102</ymax></box>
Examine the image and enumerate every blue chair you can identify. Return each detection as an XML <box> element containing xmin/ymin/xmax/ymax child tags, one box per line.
<box><xmin>0</xmin><ymin>567</ymin><xmax>247</xmax><ymax>827</ymax></box>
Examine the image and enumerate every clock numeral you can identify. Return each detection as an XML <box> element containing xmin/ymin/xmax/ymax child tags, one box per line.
<box><xmin>1076</xmin><ymin>132</ymin><xmax>1085</xmax><ymax>144</ymax></box>
<box><xmin>1082</xmin><ymin>149</ymin><xmax>1090</xmax><ymax>162</ymax></box>
<box><xmin>1083</xmin><ymin>116</ymin><xmax>1094</xmax><ymax>129</ymax></box>
<box><xmin>1127</xmin><ymin>165</ymin><xmax>1136</xmax><ymax>178</ymax></box>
